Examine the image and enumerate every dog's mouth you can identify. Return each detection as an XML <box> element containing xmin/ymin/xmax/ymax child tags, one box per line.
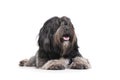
<box><xmin>63</xmin><ymin>36</ymin><xmax>70</xmax><ymax>41</ymax></box>
<box><xmin>60</xmin><ymin>34</ymin><xmax>71</xmax><ymax>42</ymax></box>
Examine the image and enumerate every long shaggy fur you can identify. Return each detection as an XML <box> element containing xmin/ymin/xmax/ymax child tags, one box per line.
<box><xmin>19</xmin><ymin>16</ymin><xmax>90</xmax><ymax>70</ymax></box>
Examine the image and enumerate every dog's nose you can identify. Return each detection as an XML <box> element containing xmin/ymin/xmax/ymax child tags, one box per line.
<box><xmin>64</xmin><ymin>26</ymin><xmax>69</xmax><ymax>31</ymax></box>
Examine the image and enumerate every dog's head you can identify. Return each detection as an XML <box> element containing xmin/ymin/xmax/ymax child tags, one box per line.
<box><xmin>38</xmin><ymin>16</ymin><xmax>77</xmax><ymax>56</ymax></box>
<box><xmin>54</xmin><ymin>16</ymin><xmax>76</xmax><ymax>45</ymax></box>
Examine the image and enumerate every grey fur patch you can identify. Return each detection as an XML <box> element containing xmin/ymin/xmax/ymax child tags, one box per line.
<box><xmin>62</xmin><ymin>41</ymin><xmax>70</xmax><ymax>56</ymax></box>
<box><xmin>42</xmin><ymin>58</ymin><xmax>69</xmax><ymax>70</ymax></box>
<box><xmin>19</xmin><ymin>56</ymin><xmax>36</xmax><ymax>67</ymax></box>
<box><xmin>35</xmin><ymin>53</ymin><xmax>48</xmax><ymax>68</ymax></box>
<box><xmin>19</xmin><ymin>59</ymin><xmax>28</xmax><ymax>66</ymax></box>
<box><xmin>69</xmin><ymin>57</ymin><xmax>91</xmax><ymax>69</ymax></box>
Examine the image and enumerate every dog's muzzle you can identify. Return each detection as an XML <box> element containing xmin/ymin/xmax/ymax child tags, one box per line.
<box><xmin>61</xmin><ymin>26</ymin><xmax>73</xmax><ymax>42</ymax></box>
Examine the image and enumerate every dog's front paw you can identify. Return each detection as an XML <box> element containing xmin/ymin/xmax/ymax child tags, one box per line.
<box><xmin>19</xmin><ymin>59</ymin><xmax>28</xmax><ymax>66</ymax></box>
<box><xmin>47</xmin><ymin>64</ymin><xmax>65</xmax><ymax>70</ymax></box>
<box><xmin>42</xmin><ymin>59</ymin><xmax>69</xmax><ymax>70</ymax></box>
<box><xmin>70</xmin><ymin>57</ymin><xmax>91</xmax><ymax>69</ymax></box>
<box><xmin>42</xmin><ymin>60</ymin><xmax>65</xmax><ymax>70</ymax></box>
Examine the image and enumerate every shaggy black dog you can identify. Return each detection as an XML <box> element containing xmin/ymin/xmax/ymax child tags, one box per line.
<box><xmin>19</xmin><ymin>16</ymin><xmax>90</xmax><ymax>70</ymax></box>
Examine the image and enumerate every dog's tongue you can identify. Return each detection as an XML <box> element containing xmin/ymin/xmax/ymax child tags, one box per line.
<box><xmin>63</xmin><ymin>37</ymin><xmax>70</xmax><ymax>41</ymax></box>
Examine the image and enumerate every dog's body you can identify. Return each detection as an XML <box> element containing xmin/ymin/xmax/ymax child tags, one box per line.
<box><xmin>19</xmin><ymin>16</ymin><xmax>90</xmax><ymax>70</ymax></box>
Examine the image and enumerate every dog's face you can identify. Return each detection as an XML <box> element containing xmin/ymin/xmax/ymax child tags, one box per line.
<box><xmin>53</xmin><ymin>17</ymin><xmax>77</xmax><ymax>56</ymax></box>
<box><xmin>54</xmin><ymin>16</ymin><xmax>76</xmax><ymax>46</ymax></box>
<box><xmin>38</xmin><ymin>16</ymin><xmax>77</xmax><ymax>56</ymax></box>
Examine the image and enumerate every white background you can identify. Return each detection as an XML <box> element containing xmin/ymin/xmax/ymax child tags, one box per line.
<box><xmin>0</xmin><ymin>0</ymin><xmax>120</xmax><ymax>80</ymax></box>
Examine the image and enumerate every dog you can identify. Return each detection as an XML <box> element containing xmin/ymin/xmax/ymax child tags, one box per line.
<box><xmin>19</xmin><ymin>16</ymin><xmax>90</xmax><ymax>70</ymax></box>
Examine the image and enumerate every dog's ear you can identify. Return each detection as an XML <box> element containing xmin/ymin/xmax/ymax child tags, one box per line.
<box><xmin>38</xmin><ymin>27</ymin><xmax>51</xmax><ymax>52</ymax></box>
<box><xmin>38</xmin><ymin>17</ymin><xmax>60</xmax><ymax>52</ymax></box>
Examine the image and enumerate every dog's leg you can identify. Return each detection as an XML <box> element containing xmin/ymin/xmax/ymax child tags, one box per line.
<box><xmin>69</xmin><ymin>57</ymin><xmax>91</xmax><ymax>69</ymax></box>
<box><xmin>19</xmin><ymin>56</ymin><xmax>36</xmax><ymax>67</ymax></box>
<box><xmin>35</xmin><ymin>53</ymin><xmax>48</xmax><ymax>68</ymax></box>
<box><xmin>42</xmin><ymin>58</ymin><xmax>69</xmax><ymax>70</ymax></box>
